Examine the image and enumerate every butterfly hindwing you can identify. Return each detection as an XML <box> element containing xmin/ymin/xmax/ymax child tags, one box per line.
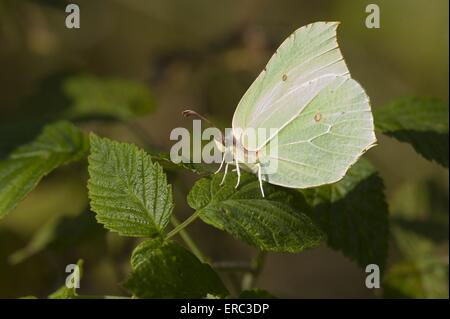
<box><xmin>260</xmin><ymin>77</ymin><xmax>376</xmax><ymax>188</ymax></box>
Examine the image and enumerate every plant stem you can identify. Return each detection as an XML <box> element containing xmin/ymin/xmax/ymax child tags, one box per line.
<box><xmin>74</xmin><ymin>295</ymin><xmax>132</xmax><ymax>299</ymax></box>
<box><xmin>166</xmin><ymin>210</ymin><xmax>201</xmax><ymax>240</ymax></box>
<box><xmin>241</xmin><ymin>251</ymin><xmax>267</xmax><ymax>290</ymax></box>
<box><xmin>171</xmin><ymin>215</ymin><xmax>206</xmax><ymax>262</ymax></box>
<box><xmin>213</xmin><ymin>261</ymin><xmax>253</xmax><ymax>272</ymax></box>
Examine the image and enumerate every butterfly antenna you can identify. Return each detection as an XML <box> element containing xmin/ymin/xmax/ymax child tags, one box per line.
<box><xmin>183</xmin><ymin>109</ymin><xmax>230</xmax><ymax>178</ymax></box>
<box><xmin>183</xmin><ymin>109</ymin><xmax>225</xmax><ymax>147</ymax></box>
<box><xmin>182</xmin><ymin>110</ymin><xmax>214</xmax><ymax>126</ymax></box>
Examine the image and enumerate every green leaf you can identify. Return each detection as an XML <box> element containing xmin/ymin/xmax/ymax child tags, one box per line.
<box><xmin>0</xmin><ymin>72</ymin><xmax>76</xmax><ymax>159</ymax></box>
<box><xmin>151</xmin><ymin>152</ymin><xmax>214</xmax><ymax>175</ymax></box>
<box><xmin>9</xmin><ymin>211</ymin><xmax>105</xmax><ymax>265</ymax></box>
<box><xmin>384</xmin><ymin>226</ymin><xmax>448</xmax><ymax>298</ymax></box>
<box><xmin>383</xmin><ymin>258</ymin><xmax>448</xmax><ymax>299</ymax></box>
<box><xmin>385</xmin><ymin>179</ymin><xmax>448</xmax><ymax>298</ymax></box>
<box><xmin>64</xmin><ymin>74</ymin><xmax>155</xmax><ymax>120</ymax></box>
<box><xmin>187</xmin><ymin>172</ymin><xmax>325</xmax><ymax>253</ymax></box>
<box><xmin>124</xmin><ymin>239</ymin><xmax>228</xmax><ymax>298</ymax></box>
<box><xmin>0</xmin><ymin>121</ymin><xmax>89</xmax><ymax>219</ymax></box>
<box><xmin>49</xmin><ymin>259</ymin><xmax>83</xmax><ymax>299</ymax></box>
<box><xmin>301</xmin><ymin>159</ymin><xmax>389</xmax><ymax>270</ymax></box>
<box><xmin>0</xmin><ymin>73</ymin><xmax>155</xmax><ymax>158</ymax></box>
<box><xmin>390</xmin><ymin>179</ymin><xmax>448</xmax><ymax>243</ymax></box>
<box><xmin>88</xmin><ymin>134</ymin><xmax>173</xmax><ymax>237</ymax></box>
<box><xmin>374</xmin><ymin>97</ymin><xmax>449</xmax><ymax>167</ymax></box>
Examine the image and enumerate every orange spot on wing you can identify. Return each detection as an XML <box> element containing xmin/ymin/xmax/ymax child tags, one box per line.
<box><xmin>314</xmin><ymin>113</ymin><xmax>322</xmax><ymax>122</ymax></box>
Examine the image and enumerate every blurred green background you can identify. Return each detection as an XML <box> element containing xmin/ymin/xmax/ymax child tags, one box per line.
<box><xmin>0</xmin><ymin>0</ymin><xmax>448</xmax><ymax>298</ymax></box>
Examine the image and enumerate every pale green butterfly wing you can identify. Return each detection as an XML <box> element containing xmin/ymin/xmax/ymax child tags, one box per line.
<box><xmin>259</xmin><ymin>77</ymin><xmax>376</xmax><ymax>188</ymax></box>
<box><xmin>232</xmin><ymin>22</ymin><xmax>350</xmax><ymax>150</ymax></box>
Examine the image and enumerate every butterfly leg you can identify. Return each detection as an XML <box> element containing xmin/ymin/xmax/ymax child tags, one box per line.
<box><xmin>214</xmin><ymin>152</ymin><xmax>226</xmax><ymax>174</ymax></box>
<box><xmin>220</xmin><ymin>163</ymin><xmax>229</xmax><ymax>185</ymax></box>
<box><xmin>234</xmin><ymin>159</ymin><xmax>241</xmax><ymax>189</ymax></box>
<box><xmin>257</xmin><ymin>163</ymin><xmax>265</xmax><ymax>197</ymax></box>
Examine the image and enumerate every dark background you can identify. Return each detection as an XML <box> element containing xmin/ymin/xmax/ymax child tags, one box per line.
<box><xmin>0</xmin><ymin>0</ymin><xmax>448</xmax><ymax>298</ymax></box>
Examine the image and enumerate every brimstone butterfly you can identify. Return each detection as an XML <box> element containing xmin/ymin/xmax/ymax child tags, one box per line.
<box><xmin>185</xmin><ymin>22</ymin><xmax>377</xmax><ymax>197</ymax></box>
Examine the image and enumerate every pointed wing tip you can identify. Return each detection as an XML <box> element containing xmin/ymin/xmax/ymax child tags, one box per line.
<box><xmin>327</xmin><ymin>21</ymin><xmax>342</xmax><ymax>29</ymax></box>
<box><xmin>309</xmin><ymin>21</ymin><xmax>341</xmax><ymax>26</ymax></box>
<box><xmin>300</xmin><ymin>21</ymin><xmax>342</xmax><ymax>33</ymax></box>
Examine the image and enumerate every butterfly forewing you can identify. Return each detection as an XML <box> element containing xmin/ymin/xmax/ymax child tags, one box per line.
<box><xmin>232</xmin><ymin>22</ymin><xmax>350</xmax><ymax>150</ymax></box>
